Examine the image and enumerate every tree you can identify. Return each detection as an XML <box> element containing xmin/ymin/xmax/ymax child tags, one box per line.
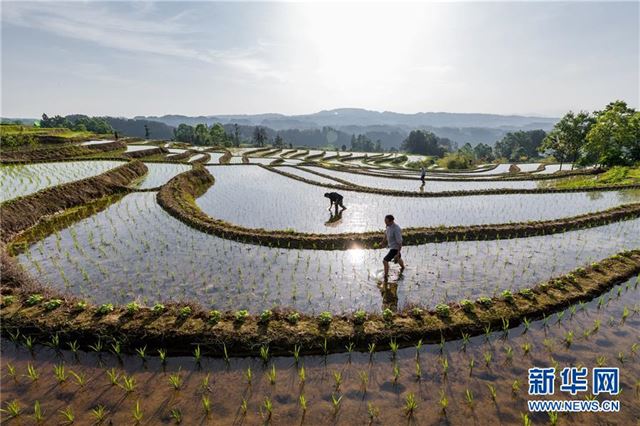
<box><xmin>193</xmin><ymin>124</ymin><xmax>210</xmax><ymax>145</ymax></box>
<box><xmin>400</xmin><ymin>130</ymin><xmax>446</xmax><ymax>157</ymax></box>
<box><xmin>209</xmin><ymin>123</ymin><xmax>226</xmax><ymax>146</ymax></box>
<box><xmin>584</xmin><ymin>101</ymin><xmax>639</xmax><ymax>167</ymax></box>
<box><xmin>494</xmin><ymin>130</ymin><xmax>546</xmax><ymax>161</ymax></box>
<box><xmin>233</xmin><ymin>123</ymin><xmax>241</xmax><ymax>147</ymax></box>
<box><xmin>473</xmin><ymin>143</ymin><xmax>494</xmax><ymax>161</ymax></box>
<box><xmin>253</xmin><ymin>126</ymin><xmax>268</xmax><ymax>147</ymax></box>
<box><xmin>341</xmin><ymin>144</ymin><xmax>347</xmax><ymax>151</ymax></box>
<box><xmin>539</xmin><ymin>111</ymin><xmax>593</xmax><ymax>169</ymax></box>
<box><xmin>144</xmin><ymin>124</ymin><xmax>150</xmax><ymax>139</ymax></box>
<box><xmin>273</xmin><ymin>134</ymin><xmax>284</xmax><ymax>148</ymax></box>
<box><xmin>174</xmin><ymin>124</ymin><xmax>194</xmax><ymax>143</ymax></box>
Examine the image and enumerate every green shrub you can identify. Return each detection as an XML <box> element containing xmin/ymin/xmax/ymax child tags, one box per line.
<box><xmin>502</xmin><ymin>290</ymin><xmax>515</xmax><ymax>303</ymax></box>
<box><xmin>519</xmin><ymin>289</ymin><xmax>535</xmax><ymax>300</ymax></box>
<box><xmin>126</xmin><ymin>302</ymin><xmax>140</xmax><ymax>314</ymax></box>
<box><xmin>259</xmin><ymin>309</ymin><xmax>273</xmax><ymax>323</ymax></box>
<box><xmin>382</xmin><ymin>308</ymin><xmax>394</xmax><ymax>322</ymax></box>
<box><xmin>97</xmin><ymin>303</ymin><xmax>114</xmax><ymax>315</ymax></box>
<box><xmin>208</xmin><ymin>309</ymin><xmax>222</xmax><ymax>324</ymax></box>
<box><xmin>234</xmin><ymin>309</ymin><xmax>249</xmax><ymax>323</ymax></box>
<box><xmin>477</xmin><ymin>297</ymin><xmax>493</xmax><ymax>307</ymax></box>
<box><xmin>287</xmin><ymin>311</ymin><xmax>300</xmax><ymax>324</ymax></box>
<box><xmin>353</xmin><ymin>310</ymin><xmax>367</xmax><ymax>324</ymax></box>
<box><xmin>1</xmin><ymin>295</ymin><xmax>15</xmax><ymax>306</ymax></box>
<box><xmin>435</xmin><ymin>304</ymin><xmax>450</xmax><ymax>318</ymax></box>
<box><xmin>74</xmin><ymin>301</ymin><xmax>87</xmax><ymax>311</ymax></box>
<box><xmin>152</xmin><ymin>303</ymin><xmax>165</xmax><ymax>314</ymax></box>
<box><xmin>43</xmin><ymin>299</ymin><xmax>63</xmax><ymax>311</ymax></box>
<box><xmin>411</xmin><ymin>307</ymin><xmax>424</xmax><ymax>319</ymax></box>
<box><xmin>178</xmin><ymin>306</ymin><xmax>192</xmax><ymax>318</ymax></box>
<box><xmin>318</xmin><ymin>311</ymin><xmax>332</xmax><ymax>326</ymax></box>
<box><xmin>26</xmin><ymin>294</ymin><xmax>44</xmax><ymax>306</ymax></box>
<box><xmin>460</xmin><ymin>299</ymin><xmax>474</xmax><ymax>312</ymax></box>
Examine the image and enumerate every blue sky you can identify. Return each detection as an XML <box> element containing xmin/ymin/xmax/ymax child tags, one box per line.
<box><xmin>1</xmin><ymin>1</ymin><xmax>638</xmax><ymax>118</ymax></box>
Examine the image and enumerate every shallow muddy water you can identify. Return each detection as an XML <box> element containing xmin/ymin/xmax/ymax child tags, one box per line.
<box><xmin>1</xmin><ymin>275</ymin><xmax>638</xmax><ymax>425</ymax></box>
<box><xmin>0</xmin><ymin>160</ymin><xmax>125</xmax><ymax>202</ymax></box>
<box><xmin>16</xmin><ymin>192</ymin><xmax>640</xmax><ymax>314</ymax></box>
<box><xmin>196</xmin><ymin>166</ymin><xmax>640</xmax><ymax>234</ymax></box>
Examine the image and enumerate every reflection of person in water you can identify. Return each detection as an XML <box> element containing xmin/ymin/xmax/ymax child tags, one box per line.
<box><xmin>324</xmin><ymin>192</ymin><xmax>347</xmax><ymax>212</ymax></box>
<box><xmin>379</xmin><ymin>281</ymin><xmax>398</xmax><ymax>312</ymax></box>
<box><xmin>324</xmin><ymin>208</ymin><xmax>344</xmax><ymax>226</ymax></box>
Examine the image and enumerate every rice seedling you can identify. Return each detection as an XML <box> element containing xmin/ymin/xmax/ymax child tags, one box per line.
<box><xmin>193</xmin><ymin>344</ymin><xmax>201</xmax><ymax>364</ymax></box>
<box><xmin>548</xmin><ymin>411</ymin><xmax>559</xmax><ymax>425</ymax></box>
<box><xmin>262</xmin><ymin>397</ymin><xmax>273</xmax><ymax>421</ymax></box>
<box><xmin>24</xmin><ymin>335</ymin><xmax>35</xmax><ymax>352</ymax></box>
<box><xmin>158</xmin><ymin>348</ymin><xmax>167</xmax><ymax>364</ymax></box>
<box><xmin>69</xmin><ymin>370</ymin><xmax>87</xmax><ymax>387</ymax></box>
<box><xmin>331</xmin><ymin>393</ymin><xmax>343</xmax><ymax>416</ymax></box>
<box><xmin>461</xmin><ymin>332</ymin><xmax>471</xmax><ymax>350</ymax></box>
<box><xmin>522</xmin><ymin>317</ymin><xmax>531</xmax><ymax>332</ymax></box>
<box><xmin>468</xmin><ymin>357</ymin><xmax>475</xmax><ymax>375</ymax></box>
<box><xmin>565</xmin><ymin>330</ymin><xmax>574</xmax><ymax>347</ymax></box>
<box><xmin>67</xmin><ymin>340</ymin><xmax>80</xmax><ymax>354</ymax></box>
<box><xmin>168</xmin><ymin>372</ymin><xmax>182</xmax><ymax>390</ymax></box>
<box><xmin>132</xmin><ymin>400</ymin><xmax>143</xmax><ymax>424</ymax></box>
<box><xmin>26</xmin><ymin>363</ymin><xmax>39</xmax><ymax>381</ymax></box>
<box><xmin>32</xmin><ymin>400</ymin><xmax>45</xmax><ymax>423</ymax></box>
<box><xmin>593</xmin><ymin>319</ymin><xmax>601</xmax><ymax>332</ymax></box>
<box><xmin>94</xmin><ymin>365</ymin><xmax>111</xmax><ymax>387</ymax></box>
<box><xmin>483</xmin><ymin>351</ymin><xmax>493</xmax><ymax>367</ymax></box>
<box><xmin>260</xmin><ymin>345</ymin><xmax>270</xmax><ymax>364</ymax></box>
<box><xmin>439</xmin><ymin>390</ymin><xmax>449</xmax><ymax>415</ymax></box>
<box><xmin>1</xmin><ymin>400</ymin><xmax>21</xmax><ymax>418</ymax></box>
<box><xmin>415</xmin><ymin>360</ymin><xmax>422</xmax><ymax>380</ymax></box>
<box><xmin>435</xmin><ymin>303</ymin><xmax>451</xmax><ymax>317</ymax></box>
<box><xmin>178</xmin><ymin>306</ymin><xmax>192</xmax><ymax>318</ymax></box>
<box><xmin>617</xmin><ymin>351</ymin><xmax>626</xmax><ymax>363</ymax></box>
<box><xmin>392</xmin><ymin>363</ymin><xmax>400</xmax><ymax>383</ymax></box>
<box><xmin>54</xmin><ymin>364</ymin><xmax>68</xmax><ymax>383</ymax></box>
<box><xmin>152</xmin><ymin>303</ymin><xmax>166</xmax><ymax>314</ymax></box>
<box><xmin>120</xmin><ymin>375</ymin><xmax>136</xmax><ymax>393</ymax></box>
<box><xmin>521</xmin><ymin>412</ymin><xmax>532</xmax><ymax>426</ymax></box>
<box><xmin>46</xmin><ymin>332</ymin><xmax>61</xmax><ymax>350</ymax></box>
<box><xmin>59</xmin><ymin>406</ymin><xmax>74</xmax><ymax>424</ymax></box>
<box><xmin>201</xmin><ymin>395</ymin><xmax>211</xmax><ymax>416</ymax></box>
<box><xmin>245</xmin><ymin>367</ymin><xmax>253</xmax><ymax>385</ymax></box>
<box><xmin>441</xmin><ymin>357</ymin><xmax>449</xmax><ymax>376</ymax></box>
<box><xmin>268</xmin><ymin>364</ymin><xmax>277</xmax><ymax>385</ymax></box>
<box><xmin>135</xmin><ymin>345</ymin><xmax>147</xmax><ymax>362</ymax></box>
<box><xmin>170</xmin><ymin>407</ymin><xmax>182</xmax><ymax>424</ymax></box>
<box><xmin>298</xmin><ymin>365</ymin><xmax>306</xmax><ymax>384</ymax></box>
<box><xmin>487</xmin><ymin>384</ymin><xmax>497</xmax><ymax>402</ymax></box>
<box><xmin>299</xmin><ymin>394</ymin><xmax>307</xmax><ymax>413</ymax></box>
<box><xmin>88</xmin><ymin>405</ymin><xmax>108</xmax><ymax>424</ymax></box>
<box><xmin>6</xmin><ymin>363</ymin><xmax>17</xmax><ymax>381</ymax></box>
<box><xmin>465</xmin><ymin>389</ymin><xmax>474</xmax><ymax>409</ymax></box>
<box><xmin>293</xmin><ymin>344</ymin><xmax>301</xmax><ymax>363</ymax></box>
<box><xmin>353</xmin><ymin>309</ymin><xmax>367</xmax><ymax>324</ymax></box>
<box><xmin>622</xmin><ymin>306</ymin><xmax>630</xmax><ymax>322</ymax></box>
<box><xmin>404</xmin><ymin>392</ymin><xmax>417</xmax><ymax>417</ymax></box>
<box><xmin>368</xmin><ymin>342</ymin><xmax>376</xmax><ymax>360</ymax></box>
<box><xmin>389</xmin><ymin>337</ymin><xmax>399</xmax><ymax>356</ymax></box>
<box><xmin>522</xmin><ymin>342</ymin><xmax>532</xmax><ymax>355</ymax></box>
<box><xmin>222</xmin><ymin>343</ymin><xmax>230</xmax><ymax>363</ymax></box>
<box><xmin>89</xmin><ymin>338</ymin><xmax>104</xmax><ymax>353</ymax></box>
<box><xmin>333</xmin><ymin>371</ymin><xmax>342</xmax><ymax>391</ymax></box>
<box><xmin>110</xmin><ymin>341</ymin><xmax>122</xmax><ymax>358</ymax></box>
<box><xmin>97</xmin><ymin>303</ymin><xmax>114</xmax><ymax>315</ymax></box>
<box><xmin>240</xmin><ymin>399</ymin><xmax>248</xmax><ymax>416</ymax></box>
<box><xmin>504</xmin><ymin>345</ymin><xmax>514</xmax><ymax>361</ymax></box>
<box><xmin>512</xmin><ymin>379</ymin><xmax>521</xmax><ymax>395</ymax></box>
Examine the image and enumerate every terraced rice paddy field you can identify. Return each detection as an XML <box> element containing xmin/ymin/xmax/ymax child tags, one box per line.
<box><xmin>1</xmin><ymin>148</ymin><xmax>639</xmax><ymax>425</ymax></box>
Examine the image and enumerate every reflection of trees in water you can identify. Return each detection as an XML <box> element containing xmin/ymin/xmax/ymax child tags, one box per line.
<box><xmin>618</xmin><ymin>189</ymin><xmax>640</xmax><ymax>203</ymax></box>
<box><xmin>586</xmin><ymin>191</ymin><xmax>604</xmax><ymax>201</ymax></box>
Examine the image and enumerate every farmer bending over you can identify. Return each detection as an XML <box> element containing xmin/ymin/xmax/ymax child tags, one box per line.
<box><xmin>324</xmin><ymin>192</ymin><xmax>347</xmax><ymax>211</ymax></box>
<box><xmin>381</xmin><ymin>214</ymin><xmax>405</xmax><ymax>281</ymax></box>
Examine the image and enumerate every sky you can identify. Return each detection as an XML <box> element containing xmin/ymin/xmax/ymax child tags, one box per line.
<box><xmin>1</xmin><ymin>1</ymin><xmax>638</xmax><ymax>118</ymax></box>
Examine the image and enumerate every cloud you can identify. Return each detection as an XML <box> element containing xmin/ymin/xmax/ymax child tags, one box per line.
<box><xmin>1</xmin><ymin>2</ymin><xmax>284</xmax><ymax>81</ymax></box>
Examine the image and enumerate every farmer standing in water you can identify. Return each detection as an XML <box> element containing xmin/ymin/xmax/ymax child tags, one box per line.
<box><xmin>420</xmin><ymin>166</ymin><xmax>426</xmax><ymax>184</ymax></box>
<box><xmin>324</xmin><ymin>192</ymin><xmax>347</xmax><ymax>212</ymax></box>
<box><xmin>381</xmin><ymin>214</ymin><xmax>405</xmax><ymax>282</ymax></box>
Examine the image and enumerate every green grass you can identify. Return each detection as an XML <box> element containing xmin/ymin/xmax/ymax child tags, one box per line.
<box><xmin>548</xmin><ymin>166</ymin><xmax>640</xmax><ymax>189</ymax></box>
<box><xmin>0</xmin><ymin>124</ymin><xmax>95</xmax><ymax>138</ymax></box>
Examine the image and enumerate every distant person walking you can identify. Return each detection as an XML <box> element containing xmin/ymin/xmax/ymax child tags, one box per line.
<box><xmin>381</xmin><ymin>214</ymin><xmax>405</xmax><ymax>281</ymax></box>
<box><xmin>114</xmin><ymin>131</ymin><xmax>119</xmax><ymax>141</ymax></box>
<box><xmin>420</xmin><ymin>166</ymin><xmax>426</xmax><ymax>184</ymax></box>
<box><xmin>324</xmin><ymin>192</ymin><xmax>347</xmax><ymax>211</ymax></box>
